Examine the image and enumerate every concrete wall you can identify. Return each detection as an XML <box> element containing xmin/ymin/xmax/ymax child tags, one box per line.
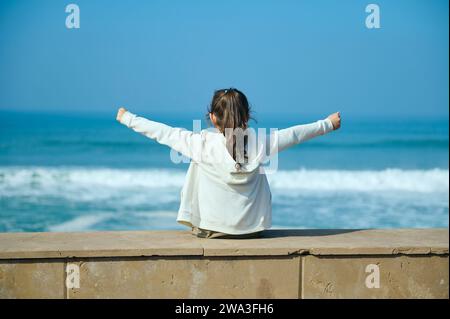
<box><xmin>0</xmin><ymin>229</ymin><xmax>448</xmax><ymax>298</ymax></box>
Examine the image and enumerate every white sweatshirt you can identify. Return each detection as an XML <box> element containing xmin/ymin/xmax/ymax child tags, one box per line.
<box><xmin>120</xmin><ymin>111</ymin><xmax>335</xmax><ymax>234</ymax></box>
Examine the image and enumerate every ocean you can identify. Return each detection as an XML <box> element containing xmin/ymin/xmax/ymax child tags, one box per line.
<box><xmin>0</xmin><ymin>110</ymin><xmax>448</xmax><ymax>232</ymax></box>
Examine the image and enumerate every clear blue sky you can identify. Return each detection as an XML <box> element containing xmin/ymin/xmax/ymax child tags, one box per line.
<box><xmin>0</xmin><ymin>0</ymin><xmax>448</xmax><ymax>119</ymax></box>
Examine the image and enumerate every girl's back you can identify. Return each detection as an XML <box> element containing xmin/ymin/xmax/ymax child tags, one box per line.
<box><xmin>117</xmin><ymin>88</ymin><xmax>340</xmax><ymax>237</ymax></box>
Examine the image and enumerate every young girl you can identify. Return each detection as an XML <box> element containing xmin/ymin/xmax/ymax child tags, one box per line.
<box><xmin>116</xmin><ymin>88</ymin><xmax>340</xmax><ymax>239</ymax></box>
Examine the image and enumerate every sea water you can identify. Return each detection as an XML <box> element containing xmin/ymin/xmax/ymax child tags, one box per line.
<box><xmin>0</xmin><ymin>110</ymin><xmax>448</xmax><ymax>232</ymax></box>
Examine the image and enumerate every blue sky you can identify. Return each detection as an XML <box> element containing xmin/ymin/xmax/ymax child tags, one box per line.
<box><xmin>0</xmin><ymin>0</ymin><xmax>448</xmax><ymax>119</ymax></box>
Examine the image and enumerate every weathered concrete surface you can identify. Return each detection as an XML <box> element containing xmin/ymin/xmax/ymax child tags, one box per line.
<box><xmin>0</xmin><ymin>229</ymin><xmax>447</xmax><ymax>259</ymax></box>
<box><xmin>0</xmin><ymin>229</ymin><xmax>448</xmax><ymax>298</ymax></box>
<box><xmin>0</xmin><ymin>260</ymin><xmax>64</xmax><ymax>298</ymax></box>
<box><xmin>67</xmin><ymin>256</ymin><xmax>301</xmax><ymax>299</ymax></box>
<box><xmin>302</xmin><ymin>255</ymin><xmax>449</xmax><ymax>299</ymax></box>
<box><xmin>0</xmin><ymin>231</ymin><xmax>204</xmax><ymax>259</ymax></box>
<box><xmin>202</xmin><ymin>229</ymin><xmax>449</xmax><ymax>256</ymax></box>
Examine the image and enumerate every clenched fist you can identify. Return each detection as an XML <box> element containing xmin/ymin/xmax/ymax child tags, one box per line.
<box><xmin>116</xmin><ymin>107</ymin><xmax>127</xmax><ymax>122</ymax></box>
<box><xmin>327</xmin><ymin>112</ymin><xmax>341</xmax><ymax>130</ymax></box>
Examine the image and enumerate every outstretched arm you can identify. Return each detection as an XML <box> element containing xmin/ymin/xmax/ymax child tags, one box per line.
<box><xmin>267</xmin><ymin>112</ymin><xmax>341</xmax><ymax>155</ymax></box>
<box><xmin>116</xmin><ymin>107</ymin><xmax>203</xmax><ymax>161</ymax></box>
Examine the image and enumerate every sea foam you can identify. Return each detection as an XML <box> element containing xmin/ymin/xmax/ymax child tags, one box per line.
<box><xmin>1</xmin><ymin>166</ymin><xmax>448</xmax><ymax>197</ymax></box>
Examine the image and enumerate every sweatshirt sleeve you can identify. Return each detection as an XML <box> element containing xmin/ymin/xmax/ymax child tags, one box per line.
<box><xmin>119</xmin><ymin>111</ymin><xmax>203</xmax><ymax>161</ymax></box>
<box><xmin>267</xmin><ymin>118</ymin><xmax>335</xmax><ymax>155</ymax></box>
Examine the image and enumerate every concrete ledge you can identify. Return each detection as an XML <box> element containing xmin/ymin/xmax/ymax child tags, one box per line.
<box><xmin>0</xmin><ymin>229</ymin><xmax>448</xmax><ymax>259</ymax></box>
<box><xmin>0</xmin><ymin>229</ymin><xmax>448</xmax><ymax>298</ymax></box>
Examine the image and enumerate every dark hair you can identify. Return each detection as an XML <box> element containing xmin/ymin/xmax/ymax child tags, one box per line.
<box><xmin>207</xmin><ymin>88</ymin><xmax>253</xmax><ymax>168</ymax></box>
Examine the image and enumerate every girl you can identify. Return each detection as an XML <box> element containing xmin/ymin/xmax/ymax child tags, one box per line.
<box><xmin>116</xmin><ymin>88</ymin><xmax>340</xmax><ymax>239</ymax></box>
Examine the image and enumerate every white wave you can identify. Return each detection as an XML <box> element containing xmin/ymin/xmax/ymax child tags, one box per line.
<box><xmin>0</xmin><ymin>167</ymin><xmax>187</xmax><ymax>202</ymax></box>
<box><xmin>0</xmin><ymin>167</ymin><xmax>448</xmax><ymax>200</ymax></box>
<box><xmin>0</xmin><ymin>167</ymin><xmax>186</xmax><ymax>189</ymax></box>
<box><xmin>133</xmin><ymin>210</ymin><xmax>178</xmax><ymax>218</ymax></box>
<box><xmin>46</xmin><ymin>210</ymin><xmax>180</xmax><ymax>232</ymax></box>
<box><xmin>267</xmin><ymin>168</ymin><xmax>449</xmax><ymax>193</ymax></box>
<box><xmin>48</xmin><ymin>213</ymin><xmax>112</xmax><ymax>232</ymax></box>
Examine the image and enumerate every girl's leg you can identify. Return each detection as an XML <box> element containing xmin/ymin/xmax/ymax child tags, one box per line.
<box><xmin>191</xmin><ymin>227</ymin><xmax>263</xmax><ymax>239</ymax></box>
<box><xmin>191</xmin><ymin>226</ymin><xmax>226</xmax><ymax>238</ymax></box>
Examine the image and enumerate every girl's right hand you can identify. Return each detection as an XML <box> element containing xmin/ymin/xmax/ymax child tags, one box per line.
<box><xmin>116</xmin><ymin>107</ymin><xmax>127</xmax><ymax>122</ymax></box>
<box><xmin>327</xmin><ymin>112</ymin><xmax>341</xmax><ymax>130</ymax></box>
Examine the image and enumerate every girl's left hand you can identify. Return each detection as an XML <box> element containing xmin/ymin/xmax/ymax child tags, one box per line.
<box><xmin>116</xmin><ymin>107</ymin><xmax>127</xmax><ymax>122</ymax></box>
<box><xmin>327</xmin><ymin>112</ymin><xmax>341</xmax><ymax>130</ymax></box>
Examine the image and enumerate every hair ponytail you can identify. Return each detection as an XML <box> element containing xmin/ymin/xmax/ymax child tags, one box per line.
<box><xmin>207</xmin><ymin>88</ymin><xmax>252</xmax><ymax>169</ymax></box>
